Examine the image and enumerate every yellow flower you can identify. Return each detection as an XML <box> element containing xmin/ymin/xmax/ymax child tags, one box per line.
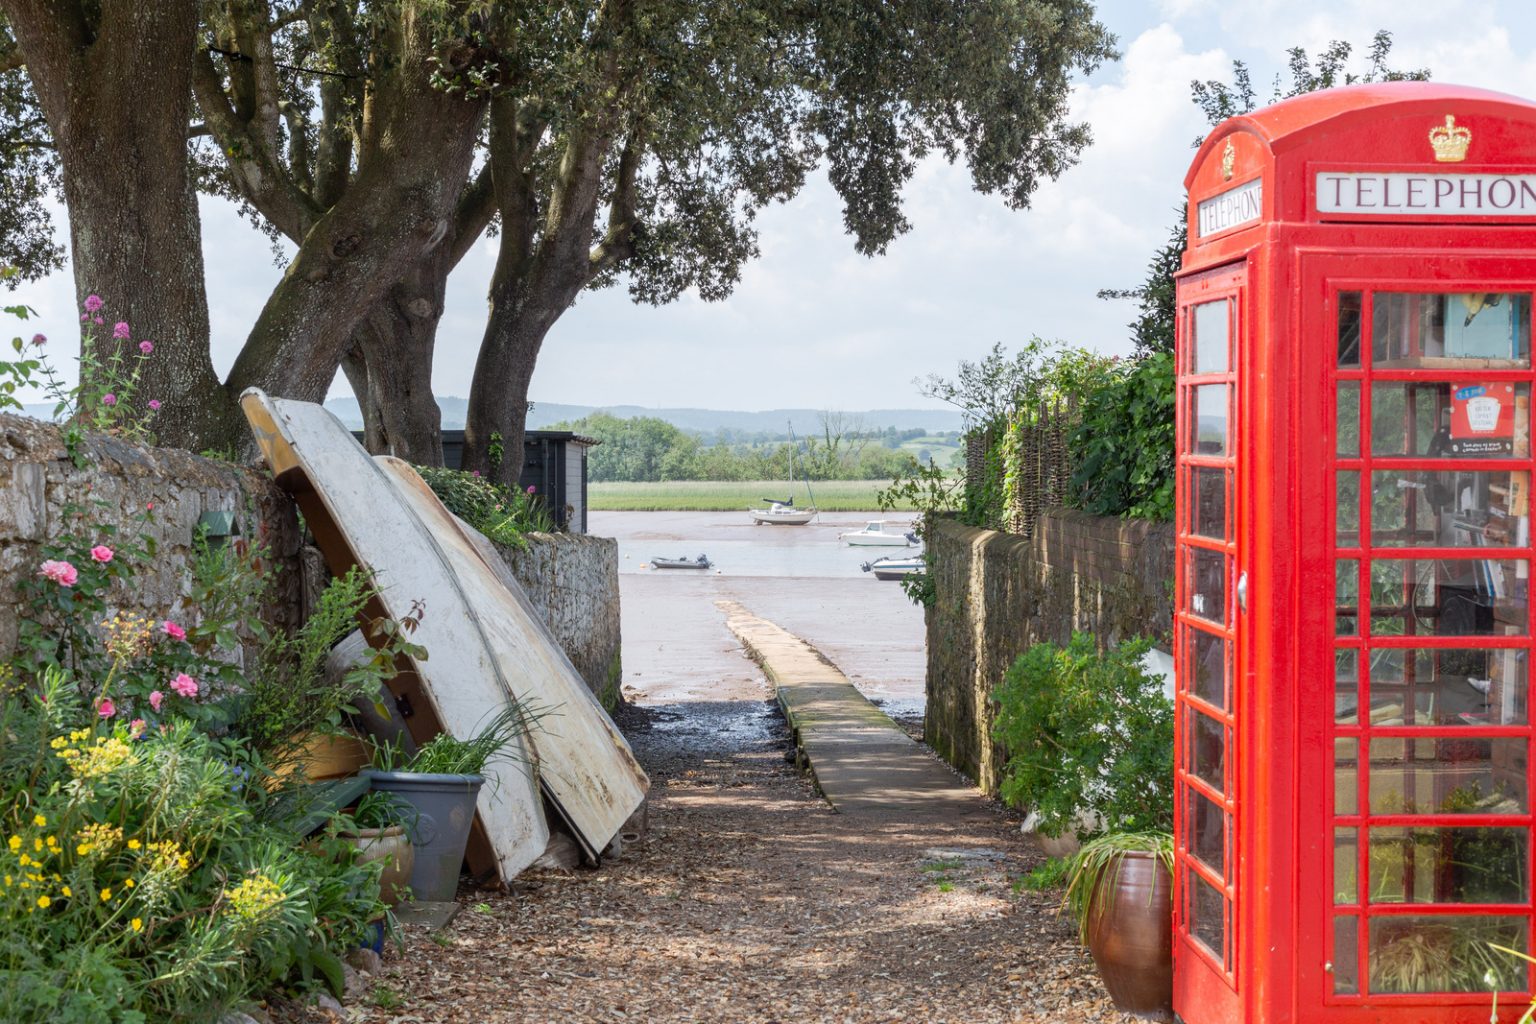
<box><xmin>99</xmin><ymin>888</ymin><xmax>112</xmax><ymax>902</ymax></box>
<box><xmin>130</xmin><ymin>918</ymin><xmax>143</xmax><ymax>932</ymax></box>
<box><xmin>225</xmin><ymin>872</ymin><xmax>286</xmax><ymax>922</ymax></box>
<box><xmin>31</xmin><ymin>814</ymin><xmax>45</xmax><ymax>828</ymax></box>
<box><xmin>35</xmin><ymin>895</ymin><xmax>49</xmax><ymax>909</ymax></box>
<box><xmin>123</xmin><ymin>878</ymin><xmax>135</xmax><ymax>889</ymax></box>
<box><xmin>75</xmin><ymin>823</ymin><xmax>124</xmax><ymax>858</ymax></box>
<box><xmin>60</xmin><ymin>885</ymin><xmax>71</xmax><ymax>898</ymax></box>
<box><xmin>32</xmin><ymin>838</ymin><xmax>41</xmax><ymax>852</ymax></box>
<box><xmin>6</xmin><ymin>836</ymin><xmax>19</xmax><ymax>852</ymax></box>
<box><xmin>45</xmin><ymin>836</ymin><xmax>58</xmax><ymax>849</ymax></box>
<box><xmin>61</xmin><ymin>737</ymin><xmax>134</xmax><ymax>779</ymax></box>
<box><xmin>126</xmin><ymin>839</ymin><xmax>141</xmax><ymax>851</ymax></box>
<box><xmin>17</xmin><ymin>855</ymin><xmax>30</xmax><ymax>867</ymax></box>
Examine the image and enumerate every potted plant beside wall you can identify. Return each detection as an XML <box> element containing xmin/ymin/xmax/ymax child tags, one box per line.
<box><xmin>364</xmin><ymin>705</ymin><xmax>531</xmax><ymax>902</ymax></box>
<box><xmin>993</xmin><ymin>633</ymin><xmax>1175</xmax><ymax>1018</ymax></box>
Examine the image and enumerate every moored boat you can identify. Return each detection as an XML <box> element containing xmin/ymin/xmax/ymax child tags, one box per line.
<box><xmin>652</xmin><ymin>554</ymin><xmax>713</xmax><ymax>570</ymax></box>
<box><xmin>839</xmin><ymin>520</ymin><xmax>916</xmax><ymax>546</ymax></box>
<box><xmin>861</xmin><ymin>554</ymin><xmax>925</xmax><ymax>581</ymax></box>
<box><xmin>748</xmin><ymin>498</ymin><xmax>817</xmax><ymax>525</ymax></box>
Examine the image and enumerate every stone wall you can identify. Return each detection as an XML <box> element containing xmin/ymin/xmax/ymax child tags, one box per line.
<box><xmin>925</xmin><ymin>511</ymin><xmax>1175</xmax><ymax>794</ymax></box>
<box><xmin>498</xmin><ymin>533</ymin><xmax>623</xmax><ymax>710</ymax></box>
<box><xmin>0</xmin><ymin>413</ymin><xmax>302</xmax><ymax>657</ymax></box>
<box><xmin>1</xmin><ymin>415</ymin><xmax>623</xmax><ymax>710</ymax></box>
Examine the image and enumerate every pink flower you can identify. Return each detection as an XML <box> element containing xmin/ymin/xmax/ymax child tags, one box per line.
<box><xmin>102</xmin><ymin>394</ymin><xmax>116</xmax><ymax>407</ymax></box>
<box><xmin>93</xmin><ymin>316</ymin><xmax>104</xmax><ymax>325</ymax></box>
<box><xmin>139</xmin><ymin>340</ymin><xmax>154</xmax><ymax>355</ymax></box>
<box><xmin>38</xmin><ymin>560</ymin><xmax>78</xmax><ymax>587</ymax></box>
<box><xmin>162</xmin><ymin>621</ymin><xmax>186</xmax><ymax>641</ymax></box>
<box><xmin>169</xmin><ymin>673</ymin><xmax>199</xmax><ymax>699</ymax></box>
<box><xmin>129</xmin><ymin>719</ymin><xmax>146</xmax><ymax>738</ymax></box>
<box><xmin>112</xmin><ymin>322</ymin><xmax>131</xmax><ymax>340</ymax></box>
<box><xmin>471</xmin><ymin>470</ymin><xmax>481</xmax><ymax>478</ymax></box>
<box><xmin>83</xmin><ymin>294</ymin><xmax>103</xmax><ymax>313</ymax></box>
<box><xmin>148</xmin><ymin>690</ymin><xmax>164</xmax><ymax>712</ymax></box>
<box><xmin>147</xmin><ymin>400</ymin><xmax>161</xmax><ymax>411</ymax></box>
<box><xmin>526</xmin><ymin>485</ymin><xmax>536</xmax><ymax>494</ymax></box>
<box><xmin>97</xmin><ymin>698</ymin><xmax>116</xmax><ymax>719</ymax></box>
<box><xmin>90</xmin><ymin>545</ymin><xmax>113</xmax><ymax>563</ymax></box>
<box><xmin>30</xmin><ymin>334</ymin><xmax>45</xmax><ymax>347</ymax></box>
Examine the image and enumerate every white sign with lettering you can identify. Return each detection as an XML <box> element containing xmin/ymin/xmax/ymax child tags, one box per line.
<box><xmin>1197</xmin><ymin>179</ymin><xmax>1263</xmax><ymax>237</ymax></box>
<box><xmin>1316</xmin><ymin>172</ymin><xmax>1536</xmax><ymax>216</ymax></box>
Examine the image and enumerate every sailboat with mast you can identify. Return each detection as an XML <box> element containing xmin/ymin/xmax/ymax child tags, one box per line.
<box><xmin>748</xmin><ymin>422</ymin><xmax>818</xmax><ymax>525</ymax></box>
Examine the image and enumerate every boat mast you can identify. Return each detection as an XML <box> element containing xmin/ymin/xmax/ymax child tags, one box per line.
<box><xmin>788</xmin><ymin>420</ymin><xmax>817</xmax><ymax>511</ymax></box>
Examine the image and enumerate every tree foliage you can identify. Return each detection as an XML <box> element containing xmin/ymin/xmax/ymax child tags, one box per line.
<box><xmin>0</xmin><ymin>19</ymin><xmax>60</xmax><ymax>286</ymax></box>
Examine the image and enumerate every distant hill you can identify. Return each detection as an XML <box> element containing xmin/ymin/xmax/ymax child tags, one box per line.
<box><xmin>18</xmin><ymin>398</ymin><xmax>965</xmax><ymax>436</ymax></box>
<box><xmin>320</xmin><ymin>397</ymin><xmax>964</xmax><ymax>436</ymax></box>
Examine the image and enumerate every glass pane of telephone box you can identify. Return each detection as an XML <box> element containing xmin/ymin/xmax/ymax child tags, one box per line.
<box><xmin>1371</xmin><ymin>470</ymin><xmax>1530</xmax><ymax>548</ymax></box>
<box><xmin>1367</xmin><ymin>647</ymin><xmax>1528</xmax><ymax>727</ymax></box>
<box><xmin>1368</xmin><ymin>827</ymin><xmax>1527</xmax><ymax>904</ymax></box>
<box><xmin>1188</xmin><ymin>786</ymin><xmax>1226</xmax><ymax>874</ymax></box>
<box><xmin>1338</xmin><ymin>291</ymin><xmax>1363</xmax><ymax>367</ymax></box>
<box><xmin>1190</xmin><ymin>870</ymin><xmax>1227</xmax><ymax>963</ymax></box>
<box><xmin>1366</xmin><ymin>737</ymin><xmax>1527</xmax><ymax>815</ymax></box>
<box><xmin>1335</xmin><ymin>829</ymin><xmax>1359</xmax><ymax>905</ymax></box>
<box><xmin>1337</xmin><ymin>472</ymin><xmax>1360</xmax><ymax>547</ymax></box>
<box><xmin>1190</xmin><ymin>467</ymin><xmax>1227</xmax><ymax>540</ymax></box>
<box><xmin>1193</xmin><ymin>300</ymin><xmax>1230</xmax><ymax>374</ymax></box>
<box><xmin>1185</xmin><ymin>627</ymin><xmax>1226</xmax><ymax>710</ymax></box>
<box><xmin>1372</xmin><ymin>292</ymin><xmax>1531</xmax><ymax>368</ymax></box>
<box><xmin>1336</xmin><ymin>559</ymin><xmax>1359</xmax><ymax>635</ymax></box>
<box><xmin>1372</xmin><ymin>381</ymin><xmax>1532</xmax><ymax>458</ymax></box>
<box><xmin>1369</xmin><ymin>916</ymin><xmax>1526</xmax><ymax>993</ymax></box>
<box><xmin>1367</xmin><ymin>559</ymin><xmax>1528</xmax><ymax>637</ymax></box>
<box><xmin>1335</xmin><ymin>649</ymin><xmax>1359</xmax><ymax>725</ymax></box>
<box><xmin>1332</xmin><ymin>916</ymin><xmax>1361</xmax><ymax>994</ymax></box>
<box><xmin>1336</xmin><ymin>738</ymin><xmax>1359</xmax><ymax>815</ymax></box>
<box><xmin>1188</xmin><ymin>548</ymin><xmax>1226</xmax><ymax>625</ymax></box>
<box><xmin>1188</xmin><ymin>711</ymin><xmax>1225</xmax><ymax>793</ymax></box>
<box><xmin>1337</xmin><ymin>381</ymin><xmax>1361</xmax><ymax>456</ymax></box>
<box><xmin>1190</xmin><ymin>385</ymin><xmax>1230</xmax><ymax>455</ymax></box>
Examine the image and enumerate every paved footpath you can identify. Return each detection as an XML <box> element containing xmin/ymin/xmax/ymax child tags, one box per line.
<box><xmin>719</xmin><ymin>599</ymin><xmax>988</xmax><ymax>824</ymax></box>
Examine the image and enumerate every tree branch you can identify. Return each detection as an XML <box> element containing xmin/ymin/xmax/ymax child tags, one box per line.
<box><xmin>448</xmin><ymin>159</ymin><xmax>496</xmax><ymax>268</ymax></box>
<box><xmin>589</xmin><ymin>129</ymin><xmax>644</xmax><ymax>277</ymax></box>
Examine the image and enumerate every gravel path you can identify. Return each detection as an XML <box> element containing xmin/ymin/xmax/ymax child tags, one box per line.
<box><xmin>307</xmin><ymin>696</ymin><xmax>1137</xmax><ymax>1024</ymax></box>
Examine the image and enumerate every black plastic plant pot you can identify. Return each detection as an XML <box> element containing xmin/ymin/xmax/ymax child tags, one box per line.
<box><xmin>362</xmin><ymin>769</ymin><xmax>484</xmax><ymax>903</ymax></box>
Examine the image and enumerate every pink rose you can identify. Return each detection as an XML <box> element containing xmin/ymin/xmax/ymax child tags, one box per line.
<box><xmin>98</xmin><ymin>698</ymin><xmax>116</xmax><ymax>719</ymax></box>
<box><xmin>148</xmin><ymin>690</ymin><xmax>164</xmax><ymax>712</ymax></box>
<box><xmin>112</xmin><ymin>322</ymin><xmax>131</xmax><ymax>340</ymax></box>
<box><xmin>38</xmin><ymin>560</ymin><xmax>78</xmax><ymax>587</ymax></box>
<box><xmin>139</xmin><ymin>340</ymin><xmax>154</xmax><ymax>355</ymax></box>
<box><xmin>90</xmin><ymin>545</ymin><xmax>113</xmax><ymax>563</ymax></box>
<box><xmin>162</xmin><ymin>621</ymin><xmax>186</xmax><ymax>641</ymax></box>
<box><xmin>169</xmin><ymin>673</ymin><xmax>199</xmax><ymax>699</ymax></box>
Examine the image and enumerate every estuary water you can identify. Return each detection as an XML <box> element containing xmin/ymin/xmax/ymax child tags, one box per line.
<box><xmin>590</xmin><ymin>510</ymin><xmax>927</xmax><ymax>718</ymax></box>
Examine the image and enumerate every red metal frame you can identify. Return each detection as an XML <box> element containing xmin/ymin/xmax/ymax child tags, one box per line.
<box><xmin>1176</xmin><ymin>83</ymin><xmax>1536</xmax><ymax>1023</ymax></box>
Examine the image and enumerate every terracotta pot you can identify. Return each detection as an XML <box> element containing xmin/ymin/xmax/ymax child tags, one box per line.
<box><xmin>344</xmin><ymin>825</ymin><xmax>415</xmax><ymax>907</ymax></box>
<box><xmin>1082</xmin><ymin>850</ymin><xmax>1174</xmax><ymax>1021</ymax></box>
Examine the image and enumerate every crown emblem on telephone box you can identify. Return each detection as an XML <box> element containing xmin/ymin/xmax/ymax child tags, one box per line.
<box><xmin>1429</xmin><ymin>115</ymin><xmax>1472</xmax><ymax>162</ymax></box>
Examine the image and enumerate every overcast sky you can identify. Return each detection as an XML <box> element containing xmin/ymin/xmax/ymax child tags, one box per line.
<box><xmin>18</xmin><ymin>0</ymin><xmax>1536</xmax><ymax>414</ymax></box>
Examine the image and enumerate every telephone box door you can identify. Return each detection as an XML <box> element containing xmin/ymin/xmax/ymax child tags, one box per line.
<box><xmin>1175</xmin><ymin>261</ymin><xmax>1247</xmax><ymax>1021</ymax></box>
<box><xmin>1300</xmin><ymin>250</ymin><xmax>1536</xmax><ymax>1017</ymax></box>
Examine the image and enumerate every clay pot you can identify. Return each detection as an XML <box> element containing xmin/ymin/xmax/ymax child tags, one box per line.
<box><xmin>343</xmin><ymin>826</ymin><xmax>415</xmax><ymax>907</ymax></box>
<box><xmin>1082</xmin><ymin>850</ymin><xmax>1174</xmax><ymax>1021</ymax></box>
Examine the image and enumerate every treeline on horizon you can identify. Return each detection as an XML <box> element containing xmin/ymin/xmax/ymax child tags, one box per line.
<box><xmin>550</xmin><ymin>411</ymin><xmax>959</xmax><ymax>482</ymax></box>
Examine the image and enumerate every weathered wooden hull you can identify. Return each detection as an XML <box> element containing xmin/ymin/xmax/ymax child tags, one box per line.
<box><xmin>376</xmin><ymin>458</ymin><xmax>649</xmax><ymax>862</ymax></box>
<box><xmin>240</xmin><ymin>389</ymin><xmax>549</xmax><ymax>882</ymax></box>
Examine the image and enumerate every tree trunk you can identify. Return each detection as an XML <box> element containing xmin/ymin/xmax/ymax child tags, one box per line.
<box><xmin>221</xmin><ymin>32</ymin><xmax>485</xmax><ymax>428</ymax></box>
<box><xmin>461</xmin><ymin>284</ymin><xmax>564</xmax><ymax>488</ymax></box>
<box><xmin>344</xmin><ymin>261</ymin><xmax>448</xmax><ymax>465</ymax></box>
<box><xmin>3</xmin><ymin>0</ymin><xmax>227</xmax><ymax>449</ymax></box>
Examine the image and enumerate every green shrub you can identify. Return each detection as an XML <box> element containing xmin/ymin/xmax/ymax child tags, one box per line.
<box><xmin>992</xmin><ymin>633</ymin><xmax>1173</xmax><ymax>839</ymax></box>
<box><xmin>1068</xmin><ymin>352</ymin><xmax>1175</xmax><ymax>521</ymax></box>
<box><xmin>415</xmin><ymin>465</ymin><xmax>555</xmax><ymax>547</ymax></box>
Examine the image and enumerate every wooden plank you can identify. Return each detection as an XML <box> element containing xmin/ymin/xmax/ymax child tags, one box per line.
<box><xmin>240</xmin><ymin>389</ymin><xmax>549</xmax><ymax>883</ymax></box>
<box><xmin>378</xmin><ymin>457</ymin><xmax>649</xmax><ymax>862</ymax></box>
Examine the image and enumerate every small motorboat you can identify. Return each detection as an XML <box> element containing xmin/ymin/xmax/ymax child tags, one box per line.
<box><xmin>839</xmin><ymin>520</ymin><xmax>916</xmax><ymax>546</ymax></box>
<box><xmin>748</xmin><ymin>497</ymin><xmax>817</xmax><ymax>526</ymax></box>
<box><xmin>861</xmin><ymin>554</ymin><xmax>924</xmax><ymax>581</ymax></box>
<box><xmin>652</xmin><ymin>554</ymin><xmax>713</xmax><ymax>570</ymax></box>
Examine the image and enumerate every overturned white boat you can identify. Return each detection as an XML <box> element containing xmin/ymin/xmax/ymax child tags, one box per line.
<box><xmin>241</xmin><ymin>390</ymin><xmax>648</xmax><ymax>880</ymax></box>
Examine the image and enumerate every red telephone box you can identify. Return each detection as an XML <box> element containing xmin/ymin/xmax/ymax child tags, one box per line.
<box><xmin>1176</xmin><ymin>82</ymin><xmax>1536</xmax><ymax>1022</ymax></box>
